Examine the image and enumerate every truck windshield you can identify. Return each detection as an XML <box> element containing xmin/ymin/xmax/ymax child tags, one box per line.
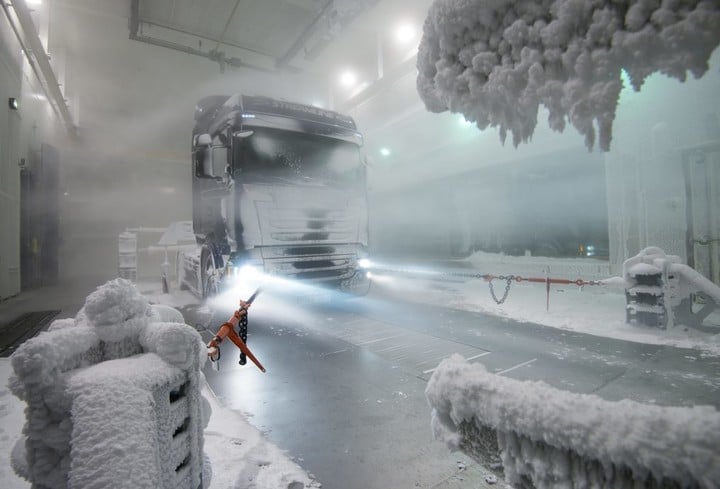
<box><xmin>233</xmin><ymin>127</ymin><xmax>363</xmax><ymax>187</ymax></box>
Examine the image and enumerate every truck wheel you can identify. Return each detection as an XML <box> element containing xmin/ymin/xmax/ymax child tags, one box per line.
<box><xmin>201</xmin><ymin>249</ymin><xmax>220</xmax><ymax>299</ymax></box>
<box><xmin>342</xmin><ymin>271</ymin><xmax>372</xmax><ymax>297</ymax></box>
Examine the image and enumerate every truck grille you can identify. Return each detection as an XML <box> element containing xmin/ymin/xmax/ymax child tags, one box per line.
<box><xmin>256</xmin><ymin>205</ymin><xmax>361</xmax><ymax>282</ymax></box>
<box><xmin>258</xmin><ymin>206</ymin><xmax>356</xmax><ymax>244</ymax></box>
<box><xmin>262</xmin><ymin>245</ymin><xmax>358</xmax><ymax>281</ymax></box>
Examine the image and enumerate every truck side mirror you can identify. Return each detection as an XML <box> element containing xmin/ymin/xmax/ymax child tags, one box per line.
<box><xmin>194</xmin><ymin>133</ymin><xmax>225</xmax><ymax>180</ymax></box>
<box><xmin>194</xmin><ymin>145</ymin><xmax>214</xmax><ymax>178</ymax></box>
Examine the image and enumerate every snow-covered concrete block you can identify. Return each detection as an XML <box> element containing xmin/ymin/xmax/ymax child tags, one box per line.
<box><xmin>427</xmin><ymin>355</ymin><xmax>720</xmax><ymax>489</ymax></box>
<box><xmin>66</xmin><ymin>353</ymin><xmax>204</xmax><ymax>489</ymax></box>
<box><xmin>8</xmin><ymin>278</ymin><xmax>207</xmax><ymax>489</ymax></box>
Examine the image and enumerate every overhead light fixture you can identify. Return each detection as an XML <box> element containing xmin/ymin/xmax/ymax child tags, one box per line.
<box><xmin>379</xmin><ymin>147</ymin><xmax>391</xmax><ymax>157</ymax></box>
<box><xmin>8</xmin><ymin>98</ymin><xmax>19</xmax><ymax>110</ymax></box>
<box><xmin>395</xmin><ymin>23</ymin><xmax>415</xmax><ymax>43</ymax></box>
<box><xmin>340</xmin><ymin>70</ymin><xmax>357</xmax><ymax>87</ymax></box>
<box><xmin>26</xmin><ymin>0</ymin><xmax>42</xmax><ymax>5</ymax></box>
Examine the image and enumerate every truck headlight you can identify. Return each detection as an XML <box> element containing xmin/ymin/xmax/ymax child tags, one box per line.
<box><xmin>238</xmin><ymin>264</ymin><xmax>263</xmax><ymax>279</ymax></box>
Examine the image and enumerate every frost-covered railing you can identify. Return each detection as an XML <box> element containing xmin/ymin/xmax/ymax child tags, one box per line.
<box><xmin>8</xmin><ymin>279</ymin><xmax>209</xmax><ymax>489</ymax></box>
<box><xmin>427</xmin><ymin>355</ymin><xmax>720</xmax><ymax>489</ymax></box>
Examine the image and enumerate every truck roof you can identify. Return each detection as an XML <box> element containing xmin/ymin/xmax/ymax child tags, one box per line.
<box><xmin>194</xmin><ymin>94</ymin><xmax>358</xmax><ymax>136</ymax></box>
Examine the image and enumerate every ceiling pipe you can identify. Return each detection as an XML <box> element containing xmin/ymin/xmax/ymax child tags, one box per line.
<box><xmin>340</xmin><ymin>54</ymin><xmax>416</xmax><ymax>112</ymax></box>
<box><xmin>302</xmin><ymin>0</ymin><xmax>381</xmax><ymax>62</ymax></box>
<box><xmin>276</xmin><ymin>0</ymin><xmax>334</xmax><ymax>69</ymax></box>
<box><xmin>7</xmin><ymin>0</ymin><xmax>77</xmax><ymax>134</ymax></box>
<box><xmin>213</xmin><ymin>0</ymin><xmax>242</xmax><ymax>53</ymax></box>
<box><xmin>0</xmin><ymin>2</ymin><xmax>48</xmax><ymax>103</ymax></box>
<box><xmin>129</xmin><ymin>0</ymin><xmax>278</xmax><ymax>73</ymax></box>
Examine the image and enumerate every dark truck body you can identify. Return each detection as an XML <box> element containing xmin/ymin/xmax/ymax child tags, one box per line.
<box><xmin>179</xmin><ymin>94</ymin><xmax>370</xmax><ymax>297</ymax></box>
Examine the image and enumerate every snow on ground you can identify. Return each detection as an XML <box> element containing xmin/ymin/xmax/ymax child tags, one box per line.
<box><xmin>202</xmin><ymin>385</ymin><xmax>319</xmax><ymax>489</ymax></box>
<box><xmin>144</xmin><ymin>250</ymin><xmax>720</xmax><ymax>356</ymax></box>
<box><xmin>367</xmin><ymin>252</ymin><xmax>720</xmax><ymax>356</ymax></box>
<box><xmin>4</xmin><ymin>253</ymin><xmax>718</xmax><ymax>488</ymax></box>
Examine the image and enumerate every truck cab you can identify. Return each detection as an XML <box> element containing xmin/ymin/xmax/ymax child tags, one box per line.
<box><xmin>179</xmin><ymin>94</ymin><xmax>370</xmax><ymax>298</ymax></box>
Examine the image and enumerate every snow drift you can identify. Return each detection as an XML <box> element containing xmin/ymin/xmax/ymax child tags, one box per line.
<box><xmin>416</xmin><ymin>0</ymin><xmax>720</xmax><ymax>150</ymax></box>
<box><xmin>426</xmin><ymin>354</ymin><xmax>720</xmax><ymax>488</ymax></box>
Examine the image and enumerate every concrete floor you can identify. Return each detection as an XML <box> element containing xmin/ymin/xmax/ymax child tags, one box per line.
<box><xmin>3</xmin><ymin>277</ymin><xmax>719</xmax><ymax>488</ymax></box>
<box><xmin>187</xmin><ymin>287</ymin><xmax>720</xmax><ymax>489</ymax></box>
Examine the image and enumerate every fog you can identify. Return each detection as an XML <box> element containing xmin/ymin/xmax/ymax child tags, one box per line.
<box><xmin>2</xmin><ymin>2</ymin><xmax>720</xmax><ymax>488</ymax></box>
<box><xmin>5</xmin><ymin>0</ymin><xmax>719</xmax><ymax>286</ymax></box>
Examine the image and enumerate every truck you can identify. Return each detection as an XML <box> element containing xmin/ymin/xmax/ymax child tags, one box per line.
<box><xmin>177</xmin><ymin>94</ymin><xmax>371</xmax><ymax>298</ymax></box>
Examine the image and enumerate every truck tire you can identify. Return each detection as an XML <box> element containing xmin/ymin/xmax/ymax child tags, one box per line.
<box><xmin>201</xmin><ymin>248</ymin><xmax>220</xmax><ymax>299</ymax></box>
<box><xmin>342</xmin><ymin>270</ymin><xmax>372</xmax><ymax>297</ymax></box>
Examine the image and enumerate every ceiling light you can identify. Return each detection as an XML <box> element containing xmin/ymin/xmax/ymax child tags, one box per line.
<box><xmin>395</xmin><ymin>23</ymin><xmax>415</xmax><ymax>43</ymax></box>
<box><xmin>26</xmin><ymin>0</ymin><xmax>42</xmax><ymax>5</ymax></box>
<box><xmin>379</xmin><ymin>147</ymin><xmax>391</xmax><ymax>157</ymax></box>
<box><xmin>340</xmin><ymin>70</ymin><xmax>357</xmax><ymax>87</ymax></box>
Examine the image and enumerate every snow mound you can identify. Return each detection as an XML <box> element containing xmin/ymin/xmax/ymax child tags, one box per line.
<box><xmin>427</xmin><ymin>354</ymin><xmax>720</xmax><ymax>487</ymax></box>
<box><xmin>417</xmin><ymin>0</ymin><xmax>720</xmax><ymax>150</ymax></box>
<box><xmin>84</xmin><ymin>278</ymin><xmax>151</xmax><ymax>326</ymax></box>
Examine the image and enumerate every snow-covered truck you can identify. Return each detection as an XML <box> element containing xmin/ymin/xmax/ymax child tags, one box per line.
<box><xmin>178</xmin><ymin>94</ymin><xmax>370</xmax><ymax>298</ymax></box>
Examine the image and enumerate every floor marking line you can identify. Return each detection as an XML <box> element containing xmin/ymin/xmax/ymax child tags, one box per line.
<box><xmin>497</xmin><ymin>358</ymin><xmax>537</xmax><ymax>375</ymax></box>
<box><xmin>422</xmin><ymin>351</ymin><xmax>494</xmax><ymax>374</ymax></box>
<box><xmin>465</xmin><ymin>351</ymin><xmax>492</xmax><ymax>361</ymax></box>
<box><xmin>358</xmin><ymin>333</ymin><xmax>409</xmax><ymax>346</ymax></box>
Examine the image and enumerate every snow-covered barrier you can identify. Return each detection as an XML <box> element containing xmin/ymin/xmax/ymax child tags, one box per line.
<box><xmin>427</xmin><ymin>355</ymin><xmax>720</xmax><ymax>489</ymax></box>
<box><xmin>8</xmin><ymin>278</ymin><xmax>209</xmax><ymax>489</ymax></box>
<box><xmin>624</xmin><ymin>247</ymin><xmax>720</xmax><ymax>328</ymax></box>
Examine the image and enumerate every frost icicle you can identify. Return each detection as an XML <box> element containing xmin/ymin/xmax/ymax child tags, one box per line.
<box><xmin>417</xmin><ymin>0</ymin><xmax>720</xmax><ymax>151</ymax></box>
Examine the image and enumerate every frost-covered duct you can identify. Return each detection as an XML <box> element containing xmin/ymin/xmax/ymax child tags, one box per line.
<box><xmin>294</xmin><ymin>0</ymin><xmax>381</xmax><ymax>63</ymax></box>
<box><xmin>426</xmin><ymin>354</ymin><xmax>720</xmax><ymax>488</ymax></box>
<box><xmin>624</xmin><ymin>246</ymin><xmax>720</xmax><ymax>329</ymax></box>
<box><xmin>416</xmin><ymin>0</ymin><xmax>720</xmax><ymax>151</ymax></box>
<box><xmin>8</xmin><ymin>279</ymin><xmax>209</xmax><ymax>489</ymax></box>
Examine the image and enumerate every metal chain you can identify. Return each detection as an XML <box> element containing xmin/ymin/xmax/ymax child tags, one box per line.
<box><xmin>488</xmin><ymin>275</ymin><xmax>513</xmax><ymax>304</ymax></box>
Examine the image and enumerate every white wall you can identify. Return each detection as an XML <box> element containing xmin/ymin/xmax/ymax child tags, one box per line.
<box><xmin>605</xmin><ymin>49</ymin><xmax>720</xmax><ymax>278</ymax></box>
<box><xmin>0</xmin><ymin>9</ymin><xmax>63</xmax><ymax>299</ymax></box>
<box><xmin>0</xmin><ymin>16</ymin><xmax>22</xmax><ymax>299</ymax></box>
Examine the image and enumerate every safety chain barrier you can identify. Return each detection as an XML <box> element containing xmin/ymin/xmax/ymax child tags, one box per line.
<box><xmin>487</xmin><ymin>275</ymin><xmax>513</xmax><ymax>304</ymax></box>
<box><xmin>480</xmin><ymin>274</ymin><xmax>604</xmax><ymax>305</ymax></box>
<box><xmin>367</xmin><ymin>264</ymin><xmax>605</xmax><ymax>307</ymax></box>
